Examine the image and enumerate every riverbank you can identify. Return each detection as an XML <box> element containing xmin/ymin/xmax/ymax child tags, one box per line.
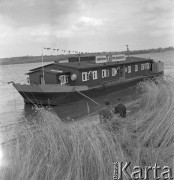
<box><xmin>1</xmin><ymin>78</ymin><xmax>174</xmax><ymax>180</ymax></box>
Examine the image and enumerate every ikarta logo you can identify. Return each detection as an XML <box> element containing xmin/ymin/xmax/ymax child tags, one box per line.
<box><xmin>113</xmin><ymin>162</ymin><xmax>173</xmax><ymax>180</ymax></box>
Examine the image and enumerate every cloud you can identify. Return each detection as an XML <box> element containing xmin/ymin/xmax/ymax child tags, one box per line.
<box><xmin>0</xmin><ymin>0</ymin><xmax>81</xmax><ymax>28</ymax></box>
<box><xmin>142</xmin><ymin>0</ymin><xmax>173</xmax><ymax>16</ymax></box>
<box><xmin>28</xmin><ymin>16</ymin><xmax>105</xmax><ymax>42</ymax></box>
<box><xmin>77</xmin><ymin>16</ymin><xmax>103</xmax><ymax>27</ymax></box>
<box><xmin>0</xmin><ymin>0</ymin><xmax>174</xmax><ymax>58</ymax></box>
<box><xmin>29</xmin><ymin>24</ymin><xmax>75</xmax><ymax>41</ymax></box>
<box><xmin>138</xmin><ymin>0</ymin><xmax>174</xmax><ymax>27</ymax></box>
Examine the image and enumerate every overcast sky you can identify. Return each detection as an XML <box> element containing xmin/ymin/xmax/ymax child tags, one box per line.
<box><xmin>0</xmin><ymin>0</ymin><xmax>173</xmax><ymax>58</ymax></box>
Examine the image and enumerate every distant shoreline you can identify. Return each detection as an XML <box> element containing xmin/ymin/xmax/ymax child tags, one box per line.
<box><xmin>0</xmin><ymin>49</ymin><xmax>173</xmax><ymax>65</ymax></box>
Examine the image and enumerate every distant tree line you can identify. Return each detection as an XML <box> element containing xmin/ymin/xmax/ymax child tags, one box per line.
<box><xmin>121</xmin><ymin>46</ymin><xmax>174</xmax><ymax>55</ymax></box>
<box><xmin>0</xmin><ymin>46</ymin><xmax>173</xmax><ymax>65</ymax></box>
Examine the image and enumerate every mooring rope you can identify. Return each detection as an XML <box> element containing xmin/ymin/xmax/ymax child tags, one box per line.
<box><xmin>76</xmin><ymin>90</ymin><xmax>100</xmax><ymax>106</ymax></box>
<box><xmin>7</xmin><ymin>81</ymin><xmax>38</xmax><ymax>108</ymax></box>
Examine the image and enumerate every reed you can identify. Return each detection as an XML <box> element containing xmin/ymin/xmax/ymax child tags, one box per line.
<box><xmin>1</xmin><ymin>109</ymin><xmax>128</xmax><ymax>180</ymax></box>
<box><xmin>1</xmin><ymin>77</ymin><xmax>174</xmax><ymax>180</ymax></box>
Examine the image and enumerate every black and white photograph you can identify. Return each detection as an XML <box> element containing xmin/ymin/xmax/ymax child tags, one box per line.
<box><xmin>0</xmin><ymin>0</ymin><xmax>174</xmax><ymax>179</ymax></box>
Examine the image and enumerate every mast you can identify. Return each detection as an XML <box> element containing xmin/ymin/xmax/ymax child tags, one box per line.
<box><xmin>126</xmin><ymin>45</ymin><xmax>129</xmax><ymax>57</ymax></box>
<box><xmin>78</xmin><ymin>53</ymin><xmax>81</xmax><ymax>65</ymax></box>
<box><xmin>41</xmin><ymin>44</ymin><xmax>45</xmax><ymax>85</ymax></box>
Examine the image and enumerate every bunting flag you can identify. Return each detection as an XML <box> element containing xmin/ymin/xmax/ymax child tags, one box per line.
<box><xmin>43</xmin><ymin>47</ymin><xmax>90</xmax><ymax>55</ymax></box>
<box><xmin>44</xmin><ymin>47</ymin><xmax>51</xmax><ymax>50</ymax></box>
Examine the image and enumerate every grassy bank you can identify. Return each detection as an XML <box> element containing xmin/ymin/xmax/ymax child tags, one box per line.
<box><xmin>1</xmin><ymin>78</ymin><xmax>174</xmax><ymax>180</ymax></box>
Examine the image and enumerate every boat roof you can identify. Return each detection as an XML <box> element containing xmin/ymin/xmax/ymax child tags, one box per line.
<box><xmin>29</xmin><ymin>63</ymin><xmax>56</xmax><ymax>71</ymax></box>
<box><xmin>29</xmin><ymin>56</ymin><xmax>153</xmax><ymax>72</ymax></box>
<box><xmin>26</xmin><ymin>68</ymin><xmax>70</xmax><ymax>75</ymax></box>
<box><xmin>54</xmin><ymin>56</ymin><xmax>153</xmax><ymax>70</ymax></box>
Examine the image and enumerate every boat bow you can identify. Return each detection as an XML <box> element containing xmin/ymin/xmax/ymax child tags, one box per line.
<box><xmin>13</xmin><ymin>83</ymin><xmax>89</xmax><ymax>93</ymax></box>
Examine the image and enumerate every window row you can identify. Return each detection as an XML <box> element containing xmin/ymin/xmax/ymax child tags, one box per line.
<box><xmin>103</xmin><ymin>67</ymin><xmax>121</xmax><ymax>78</ymax></box>
<box><xmin>82</xmin><ymin>71</ymin><xmax>98</xmax><ymax>82</ymax></box>
<box><xmin>125</xmin><ymin>66</ymin><xmax>132</xmax><ymax>73</ymax></box>
<box><xmin>82</xmin><ymin>63</ymin><xmax>150</xmax><ymax>81</ymax></box>
<box><xmin>82</xmin><ymin>68</ymin><xmax>118</xmax><ymax>82</ymax></box>
<box><xmin>141</xmin><ymin>63</ymin><xmax>150</xmax><ymax>70</ymax></box>
<box><xmin>125</xmin><ymin>63</ymin><xmax>150</xmax><ymax>73</ymax></box>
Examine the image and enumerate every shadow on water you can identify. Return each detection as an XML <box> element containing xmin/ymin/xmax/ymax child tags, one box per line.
<box><xmin>23</xmin><ymin>85</ymin><xmax>140</xmax><ymax>122</ymax></box>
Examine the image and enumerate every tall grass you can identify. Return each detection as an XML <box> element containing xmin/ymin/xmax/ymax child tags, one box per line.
<box><xmin>1</xmin><ymin>77</ymin><xmax>174</xmax><ymax>180</ymax></box>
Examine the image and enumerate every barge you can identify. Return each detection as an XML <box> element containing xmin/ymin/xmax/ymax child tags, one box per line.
<box><xmin>13</xmin><ymin>54</ymin><xmax>164</xmax><ymax>106</ymax></box>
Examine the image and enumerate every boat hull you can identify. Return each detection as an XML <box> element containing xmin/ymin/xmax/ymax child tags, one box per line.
<box><xmin>13</xmin><ymin>73</ymin><xmax>163</xmax><ymax>106</ymax></box>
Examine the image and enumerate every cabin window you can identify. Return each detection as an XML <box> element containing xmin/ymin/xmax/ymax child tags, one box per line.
<box><xmin>144</xmin><ymin>63</ymin><xmax>147</xmax><ymax>69</ymax></box>
<box><xmin>82</xmin><ymin>72</ymin><xmax>89</xmax><ymax>81</ymax></box>
<box><xmin>146</xmin><ymin>63</ymin><xmax>149</xmax><ymax>69</ymax></box>
<box><xmin>59</xmin><ymin>75</ymin><xmax>68</xmax><ymax>85</ymax></box>
<box><xmin>112</xmin><ymin>68</ymin><xmax>117</xmax><ymax>76</ymax></box>
<box><xmin>128</xmin><ymin>66</ymin><xmax>131</xmax><ymax>73</ymax></box>
<box><xmin>106</xmin><ymin>70</ymin><xmax>109</xmax><ymax>77</ymax></box>
<box><xmin>125</xmin><ymin>67</ymin><xmax>127</xmax><ymax>72</ymax></box>
<box><xmin>102</xmin><ymin>70</ymin><xmax>106</xmax><ymax>78</ymax></box>
<box><xmin>135</xmin><ymin>65</ymin><xmax>138</xmax><ymax>72</ymax></box>
<box><xmin>93</xmin><ymin>71</ymin><xmax>98</xmax><ymax>80</ymax></box>
<box><xmin>102</xmin><ymin>69</ymin><xmax>109</xmax><ymax>78</ymax></box>
<box><xmin>141</xmin><ymin>64</ymin><xmax>144</xmax><ymax>70</ymax></box>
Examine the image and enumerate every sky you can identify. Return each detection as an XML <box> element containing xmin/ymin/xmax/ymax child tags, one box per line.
<box><xmin>0</xmin><ymin>0</ymin><xmax>174</xmax><ymax>58</ymax></box>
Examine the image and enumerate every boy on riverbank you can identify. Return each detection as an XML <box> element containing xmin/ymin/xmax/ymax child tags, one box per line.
<box><xmin>99</xmin><ymin>99</ymin><xmax>114</xmax><ymax>123</ymax></box>
<box><xmin>114</xmin><ymin>98</ymin><xmax>126</xmax><ymax>118</ymax></box>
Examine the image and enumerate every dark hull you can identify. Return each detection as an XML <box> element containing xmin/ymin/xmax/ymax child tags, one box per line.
<box><xmin>16</xmin><ymin>72</ymin><xmax>163</xmax><ymax>106</ymax></box>
<box><xmin>18</xmin><ymin>77</ymin><xmax>142</xmax><ymax>106</ymax></box>
<box><xmin>24</xmin><ymin>86</ymin><xmax>139</xmax><ymax>121</ymax></box>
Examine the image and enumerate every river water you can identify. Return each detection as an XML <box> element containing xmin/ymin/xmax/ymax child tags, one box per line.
<box><xmin>0</xmin><ymin>51</ymin><xmax>174</xmax><ymax>144</ymax></box>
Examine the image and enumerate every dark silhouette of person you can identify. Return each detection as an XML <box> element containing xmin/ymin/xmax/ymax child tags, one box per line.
<box><xmin>99</xmin><ymin>99</ymin><xmax>114</xmax><ymax>123</ymax></box>
<box><xmin>114</xmin><ymin>98</ymin><xmax>126</xmax><ymax>118</ymax></box>
<box><xmin>104</xmin><ymin>99</ymin><xmax>110</xmax><ymax>106</ymax></box>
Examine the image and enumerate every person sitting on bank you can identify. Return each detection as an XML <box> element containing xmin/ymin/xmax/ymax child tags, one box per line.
<box><xmin>99</xmin><ymin>99</ymin><xmax>114</xmax><ymax>123</ymax></box>
<box><xmin>114</xmin><ymin>98</ymin><xmax>126</xmax><ymax>118</ymax></box>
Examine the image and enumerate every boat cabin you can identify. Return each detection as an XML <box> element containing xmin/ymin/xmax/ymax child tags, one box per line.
<box><xmin>27</xmin><ymin>54</ymin><xmax>161</xmax><ymax>87</ymax></box>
